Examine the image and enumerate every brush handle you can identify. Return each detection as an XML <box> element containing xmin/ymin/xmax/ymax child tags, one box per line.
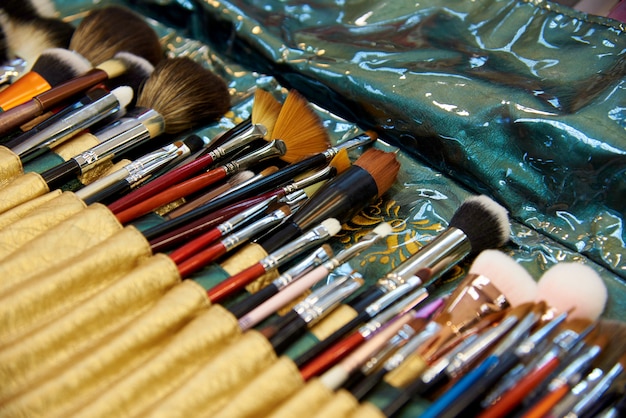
<box><xmin>142</xmin><ymin>152</ymin><xmax>330</xmax><ymax>241</ymax></box>
<box><xmin>300</xmin><ymin>330</ymin><xmax>365</xmax><ymax>380</ymax></box>
<box><xmin>169</xmin><ymin>227</ymin><xmax>223</xmax><ymax>264</ymax></box>
<box><xmin>519</xmin><ymin>385</ymin><xmax>569</xmax><ymax>418</ymax></box>
<box><xmin>229</xmin><ymin>283</ymin><xmax>280</xmax><ymax>319</ymax></box>
<box><xmin>269</xmin><ymin>315</ymin><xmax>309</xmax><ymax>354</ymax></box>
<box><xmin>348</xmin><ymin>368</ymin><xmax>387</xmax><ymax>401</ymax></box>
<box><xmin>0</xmin><ymin>100</ymin><xmax>43</xmax><ymax>136</ymax></box>
<box><xmin>109</xmin><ymin>147</ymin><xmax>214</xmax><ymax>213</ymax></box>
<box><xmin>41</xmin><ymin>159</ymin><xmax>82</xmax><ymax>190</ymax></box>
<box><xmin>348</xmin><ymin>286</ymin><xmax>387</xmax><ymax>312</ymax></box>
<box><xmin>0</xmin><ymin>71</ymin><xmax>51</xmax><ymax>110</ymax></box>
<box><xmin>207</xmin><ymin>262</ymin><xmax>267</xmax><ymax>303</ymax></box>
<box><xmin>116</xmin><ymin>167</ymin><xmax>228</xmax><ymax>224</ymax></box>
<box><xmin>82</xmin><ymin>179</ymin><xmax>131</xmax><ymax>206</ymax></box>
<box><xmin>176</xmin><ymin>242</ymin><xmax>227</xmax><ymax>278</ymax></box>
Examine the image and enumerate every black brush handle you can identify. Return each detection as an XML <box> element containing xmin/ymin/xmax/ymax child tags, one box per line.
<box><xmin>349</xmin><ymin>286</ymin><xmax>387</xmax><ymax>312</ymax></box>
<box><xmin>83</xmin><ymin>179</ymin><xmax>131</xmax><ymax>205</ymax></box>
<box><xmin>348</xmin><ymin>368</ymin><xmax>388</xmax><ymax>401</ymax></box>
<box><xmin>383</xmin><ymin>372</ymin><xmax>448</xmax><ymax>418</ymax></box>
<box><xmin>294</xmin><ymin>310</ymin><xmax>370</xmax><ymax>368</ymax></box>
<box><xmin>41</xmin><ymin>159</ymin><xmax>81</xmax><ymax>190</ymax></box>
<box><xmin>228</xmin><ymin>283</ymin><xmax>280</xmax><ymax>319</ymax></box>
<box><xmin>269</xmin><ymin>315</ymin><xmax>308</xmax><ymax>354</ymax></box>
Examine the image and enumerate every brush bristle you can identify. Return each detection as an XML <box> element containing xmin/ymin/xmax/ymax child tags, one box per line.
<box><xmin>449</xmin><ymin>195</ymin><xmax>510</xmax><ymax>253</ymax></box>
<box><xmin>29</xmin><ymin>47</ymin><xmax>91</xmax><ymax>86</ymax></box>
<box><xmin>536</xmin><ymin>262</ymin><xmax>607</xmax><ymax>321</ymax></box>
<box><xmin>353</xmin><ymin>148</ymin><xmax>400</xmax><ymax>196</ymax></box>
<box><xmin>321</xmin><ymin>218</ymin><xmax>342</xmax><ymax>236</ymax></box>
<box><xmin>270</xmin><ymin>89</ymin><xmax>330</xmax><ymax>163</ymax></box>
<box><xmin>373</xmin><ymin>222</ymin><xmax>393</xmax><ymax>238</ymax></box>
<box><xmin>102</xmin><ymin>52</ymin><xmax>154</xmax><ymax>108</ymax></box>
<box><xmin>329</xmin><ymin>148</ymin><xmax>351</xmax><ymax>174</ymax></box>
<box><xmin>69</xmin><ymin>5</ymin><xmax>162</xmax><ymax>65</ymax></box>
<box><xmin>136</xmin><ymin>57</ymin><xmax>230</xmax><ymax>134</ymax></box>
<box><xmin>229</xmin><ymin>170</ymin><xmax>255</xmax><ymax>186</ymax></box>
<box><xmin>110</xmin><ymin>86</ymin><xmax>133</xmax><ymax>110</ymax></box>
<box><xmin>251</xmin><ymin>88</ymin><xmax>282</xmax><ymax>138</ymax></box>
<box><xmin>469</xmin><ymin>250</ymin><xmax>538</xmax><ymax>306</ymax></box>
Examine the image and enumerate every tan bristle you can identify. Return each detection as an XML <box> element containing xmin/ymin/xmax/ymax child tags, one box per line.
<box><xmin>353</xmin><ymin>148</ymin><xmax>400</xmax><ymax>196</ymax></box>
<box><xmin>137</xmin><ymin>57</ymin><xmax>230</xmax><ymax>134</ymax></box>
<box><xmin>251</xmin><ymin>89</ymin><xmax>282</xmax><ymax>139</ymax></box>
<box><xmin>68</xmin><ymin>5</ymin><xmax>162</xmax><ymax>65</ymax></box>
<box><xmin>329</xmin><ymin>148</ymin><xmax>351</xmax><ymax>174</ymax></box>
<box><xmin>270</xmin><ymin>89</ymin><xmax>330</xmax><ymax>163</ymax></box>
<box><xmin>259</xmin><ymin>166</ymin><xmax>279</xmax><ymax>176</ymax></box>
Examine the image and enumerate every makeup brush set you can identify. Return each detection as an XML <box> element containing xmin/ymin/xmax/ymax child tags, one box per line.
<box><xmin>0</xmin><ymin>0</ymin><xmax>624</xmax><ymax>417</ymax></box>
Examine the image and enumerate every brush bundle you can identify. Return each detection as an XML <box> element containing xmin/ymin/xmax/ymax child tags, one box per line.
<box><xmin>0</xmin><ymin>0</ymin><xmax>625</xmax><ymax>417</ymax></box>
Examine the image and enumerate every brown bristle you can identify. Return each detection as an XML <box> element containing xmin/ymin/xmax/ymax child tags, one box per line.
<box><xmin>329</xmin><ymin>148</ymin><xmax>351</xmax><ymax>174</ymax></box>
<box><xmin>353</xmin><ymin>148</ymin><xmax>400</xmax><ymax>196</ymax></box>
<box><xmin>136</xmin><ymin>57</ymin><xmax>230</xmax><ymax>134</ymax></box>
<box><xmin>259</xmin><ymin>166</ymin><xmax>279</xmax><ymax>176</ymax></box>
<box><xmin>69</xmin><ymin>5</ymin><xmax>162</xmax><ymax>65</ymax></box>
<box><xmin>251</xmin><ymin>89</ymin><xmax>282</xmax><ymax>139</ymax></box>
<box><xmin>270</xmin><ymin>89</ymin><xmax>330</xmax><ymax>163</ymax></box>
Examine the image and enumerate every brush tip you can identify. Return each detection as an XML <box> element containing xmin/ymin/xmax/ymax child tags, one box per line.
<box><xmin>450</xmin><ymin>195</ymin><xmax>510</xmax><ymax>253</ymax></box>
<box><xmin>322</xmin><ymin>218</ymin><xmax>342</xmax><ymax>236</ymax></box>
<box><xmin>373</xmin><ymin>222</ymin><xmax>393</xmax><ymax>238</ymax></box>
<box><xmin>30</xmin><ymin>47</ymin><xmax>91</xmax><ymax>85</ymax></box>
<box><xmin>111</xmin><ymin>85</ymin><xmax>133</xmax><ymax>109</ymax></box>
<box><xmin>536</xmin><ymin>262</ymin><xmax>607</xmax><ymax>321</ymax></box>
<box><xmin>353</xmin><ymin>148</ymin><xmax>400</xmax><ymax>196</ymax></box>
<box><xmin>469</xmin><ymin>249</ymin><xmax>538</xmax><ymax>306</ymax></box>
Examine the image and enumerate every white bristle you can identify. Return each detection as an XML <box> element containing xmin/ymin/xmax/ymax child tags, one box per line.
<box><xmin>31</xmin><ymin>48</ymin><xmax>91</xmax><ymax>82</ymax></box>
<box><xmin>373</xmin><ymin>222</ymin><xmax>393</xmax><ymax>238</ymax></box>
<box><xmin>229</xmin><ymin>171</ymin><xmax>255</xmax><ymax>185</ymax></box>
<box><xmin>111</xmin><ymin>86</ymin><xmax>133</xmax><ymax>109</ymax></box>
<box><xmin>114</xmin><ymin>51</ymin><xmax>154</xmax><ymax>75</ymax></box>
<box><xmin>322</xmin><ymin>218</ymin><xmax>342</xmax><ymax>236</ymax></box>
<box><xmin>30</xmin><ymin>0</ymin><xmax>57</xmax><ymax>18</ymax></box>
<box><xmin>536</xmin><ymin>262</ymin><xmax>607</xmax><ymax>321</ymax></box>
<box><xmin>469</xmin><ymin>249</ymin><xmax>538</xmax><ymax>306</ymax></box>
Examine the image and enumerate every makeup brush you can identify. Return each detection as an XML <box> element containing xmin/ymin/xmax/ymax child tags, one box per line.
<box><xmin>39</xmin><ymin>57</ymin><xmax>230</xmax><ymax>190</ymax></box>
<box><xmin>293</xmin><ymin>195</ymin><xmax>511</xmax><ymax>372</ymax></box>
<box><xmin>140</xmin><ymin>131</ymin><xmax>375</xmax><ymax>242</ymax></box>
<box><xmin>0</xmin><ymin>0</ymin><xmax>58</xmax><ymax>20</ymax></box>
<box><xmin>107</xmin><ymin>87</ymin><xmax>283</xmax><ymax>214</ymax></box>
<box><xmin>206</xmin><ymin>218</ymin><xmax>342</xmax><ymax>304</ymax></box>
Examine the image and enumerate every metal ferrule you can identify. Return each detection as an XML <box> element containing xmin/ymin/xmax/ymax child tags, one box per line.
<box><xmin>260</xmin><ymin>221</ymin><xmax>337</xmax><ymax>270</ymax></box>
<box><xmin>0</xmin><ymin>58</ymin><xmax>27</xmax><ymax>85</ymax></box>
<box><xmin>376</xmin><ymin>227</ymin><xmax>470</xmax><ymax>292</ymax></box>
<box><xmin>360</xmin><ymin>287</ymin><xmax>430</xmax><ymax>338</ymax></box>
<box><xmin>335</xmin><ymin>132</ymin><xmax>376</xmax><ymax>152</ymax></box>
<box><xmin>365</xmin><ymin>276</ymin><xmax>425</xmax><ymax>318</ymax></box>
<box><xmin>216</xmin><ymin>194</ymin><xmax>279</xmax><ymax>236</ymax></box>
<box><xmin>324</xmin><ymin>228</ymin><xmax>389</xmax><ymax>272</ymax></box>
<box><xmin>490</xmin><ymin>308</ymin><xmax>544</xmax><ymax>357</ymax></box>
<box><xmin>11</xmin><ymin>88</ymin><xmax>121</xmax><ymax>155</ymax></box>
<box><xmin>548</xmin><ymin>344</ymin><xmax>603</xmax><ymax>391</ymax></box>
<box><xmin>75</xmin><ymin>108</ymin><xmax>164</xmax><ymax>172</ymax></box>
<box><xmin>209</xmin><ymin>123</ymin><xmax>267</xmax><ymax>161</ymax></box>
<box><xmin>221</xmin><ymin>208</ymin><xmax>289</xmax><ymax>251</ymax></box>
<box><xmin>222</xmin><ymin>140</ymin><xmax>286</xmax><ymax>175</ymax></box>
<box><xmin>272</xmin><ymin>245</ymin><xmax>333</xmax><ymax>289</ymax></box>
<box><xmin>382</xmin><ymin>322</ymin><xmax>441</xmax><ymax>371</ymax></box>
<box><xmin>514</xmin><ymin>311</ymin><xmax>568</xmax><ymax>358</ymax></box>
<box><xmin>572</xmin><ymin>361</ymin><xmax>624</xmax><ymax>416</ymax></box>
<box><xmin>446</xmin><ymin>315</ymin><xmax>519</xmax><ymax>377</ymax></box>
<box><xmin>282</xmin><ymin>166</ymin><xmax>335</xmax><ymax>195</ymax></box>
<box><xmin>421</xmin><ymin>334</ymin><xmax>479</xmax><ymax>384</ymax></box>
<box><xmin>294</xmin><ymin>274</ymin><xmax>363</xmax><ymax>325</ymax></box>
<box><xmin>125</xmin><ymin>143</ymin><xmax>183</xmax><ymax>183</ymax></box>
<box><xmin>361</xmin><ymin>322</ymin><xmax>421</xmax><ymax>374</ymax></box>
<box><xmin>282</xmin><ymin>190</ymin><xmax>309</xmax><ymax>212</ymax></box>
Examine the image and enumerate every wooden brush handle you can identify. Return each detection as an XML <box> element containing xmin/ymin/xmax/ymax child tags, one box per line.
<box><xmin>169</xmin><ymin>227</ymin><xmax>223</xmax><ymax>264</ymax></box>
<box><xmin>0</xmin><ymin>100</ymin><xmax>43</xmax><ymax>136</ymax></box>
<box><xmin>300</xmin><ymin>331</ymin><xmax>365</xmax><ymax>381</ymax></box>
<box><xmin>109</xmin><ymin>152</ymin><xmax>215</xmax><ymax>213</ymax></box>
<box><xmin>521</xmin><ymin>385</ymin><xmax>569</xmax><ymax>418</ymax></box>
<box><xmin>115</xmin><ymin>167</ymin><xmax>227</xmax><ymax>224</ymax></box>
<box><xmin>176</xmin><ymin>242</ymin><xmax>227</xmax><ymax>278</ymax></box>
<box><xmin>207</xmin><ymin>262</ymin><xmax>267</xmax><ymax>303</ymax></box>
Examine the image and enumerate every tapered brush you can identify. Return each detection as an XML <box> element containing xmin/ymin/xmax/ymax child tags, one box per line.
<box><xmin>107</xmin><ymin>87</ymin><xmax>284</xmax><ymax>214</ymax></box>
<box><xmin>39</xmin><ymin>57</ymin><xmax>230</xmax><ymax>190</ymax></box>
<box><xmin>293</xmin><ymin>195</ymin><xmax>511</xmax><ymax>372</ymax></box>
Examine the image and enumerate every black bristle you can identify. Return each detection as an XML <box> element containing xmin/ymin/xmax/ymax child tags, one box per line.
<box><xmin>103</xmin><ymin>52</ymin><xmax>154</xmax><ymax>109</ymax></box>
<box><xmin>449</xmin><ymin>195</ymin><xmax>510</xmax><ymax>254</ymax></box>
<box><xmin>30</xmin><ymin>48</ymin><xmax>90</xmax><ymax>87</ymax></box>
<box><xmin>36</xmin><ymin>16</ymin><xmax>74</xmax><ymax>49</ymax></box>
<box><xmin>0</xmin><ymin>22</ymin><xmax>7</xmax><ymax>63</ymax></box>
<box><xmin>183</xmin><ymin>134</ymin><xmax>206</xmax><ymax>154</ymax></box>
<box><xmin>0</xmin><ymin>1</ymin><xmax>40</xmax><ymax>21</ymax></box>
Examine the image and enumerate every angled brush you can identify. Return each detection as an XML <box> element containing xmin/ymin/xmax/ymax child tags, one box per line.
<box><xmin>39</xmin><ymin>57</ymin><xmax>230</xmax><ymax>190</ymax></box>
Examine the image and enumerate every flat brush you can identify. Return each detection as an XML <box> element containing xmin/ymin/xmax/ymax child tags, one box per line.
<box><xmin>107</xmin><ymin>87</ymin><xmax>283</xmax><ymax>214</ymax></box>
<box><xmin>115</xmin><ymin>139</ymin><xmax>287</xmax><ymax>224</ymax></box>
<box><xmin>141</xmin><ymin>131</ymin><xmax>375</xmax><ymax>242</ymax></box>
<box><xmin>39</xmin><ymin>57</ymin><xmax>230</xmax><ymax>190</ymax></box>
<box><xmin>292</xmin><ymin>196</ymin><xmax>511</xmax><ymax>371</ymax></box>
<box><xmin>177</xmin><ymin>205</ymin><xmax>292</xmax><ymax>278</ymax></box>
<box><xmin>206</xmin><ymin>217</ymin><xmax>342</xmax><ymax>304</ymax></box>
<box><xmin>234</xmin><ymin>222</ymin><xmax>392</xmax><ymax>322</ymax></box>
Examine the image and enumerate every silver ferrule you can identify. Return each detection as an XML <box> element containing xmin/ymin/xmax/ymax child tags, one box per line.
<box><xmin>364</xmin><ymin>276</ymin><xmax>426</xmax><ymax>318</ymax></box>
<box><xmin>421</xmin><ymin>334</ymin><xmax>479</xmax><ymax>384</ymax></box>
<box><xmin>260</xmin><ymin>221</ymin><xmax>337</xmax><ymax>270</ymax></box>
<box><xmin>336</xmin><ymin>132</ymin><xmax>376</xmax><ymax>152</ymax></box>
<box><xmin>294</xmin><ymin>274</ymin><xmax>363</xmax><ymax>325</ymax></box>
<box><xmin>514</xmin><ymin>311</ymin><xmax>568</xmax><ymax>358</ymax></box>
<box><xmin>282</xmin><ymin>190</ymin><xmax>309</xmax><ymax>212</ymax></box>
<box><xmin>223</xmin><ymin>140</ymin><xmax>286</xmax><ymax>175</ymax></box>
<box><xmin>216</xmin><ymin>194</ymin><xmax>279</xmax><ymax>236</ymax></box>
<box><xmin>361</xmin><ymin>322</ymin><xmax>421</xmax><ymax>374</ymax></box>
<box><xmin>446</xmin><ymin>315</ymin><xmax>519</xmax><ymax>377</ymax></box>
<box><xmin>0</xmin><ymin>58</ymin><xmax>27</xmax><ymax>85</ymax></box>
<box><xmin>376</xmin><ymin>227</ymin><xmax>470</xmax><ymax>292</ymax></box>
<box><xmin>222</xmin><ymin>208</ymin><xmax>289</xmax><ymax>251</ymax></box>
<box><xmin>283</xmin><ymin>166</ymin><xmax>335</xmax><ymax>195</ymax></box>
<box><xmin>209</xmin><ymin>123</ymin><xmax>267</xmax><ymax>160</ymax></box>
<box><xmin>491</xmin><ymin>309</ymin><xmax>543</xmax><ymax>357</ymax></box>
<box><xmin>548</xmin><ymin>344</ymin><xmax>603</xmax><ymax>391</ymax></box>
<box><xmin>383</xmin><ymin>322</ymin><xmax>441</xmax><ymax>371</ymax></box>
<box><xmin>571</xmin><ymin>361</ymin><xmax>624</xmax><ymax>416</ymax></box>
<box><xmin>324</xmin><ymin>228</ymin><xmax>388</xmax><ymax>271</ymax></box>
<box><xmin>75</xmin><ymin>108</ymin><xmax>164</xmax><ymax>172</ymax></box>
<box><xmin>12</xmin><ymin>88</ymin><xmax>121</xmax><ymax>155</ymax></box>
<box><xmin>272</xmin><ymin>245</ymin><xmax>333</xmax><ymax>290</ymax></box>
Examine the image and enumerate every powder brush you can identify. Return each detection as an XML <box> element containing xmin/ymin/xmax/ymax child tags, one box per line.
<box><xmin>39</xmin><ymin>57</ymin><xmax>230</xmax><ymax>190</ymax></box>
<box><xmin>107</xmin><ymin>87</ymin><xmax>283</xmax><ymax>214</ymax></box>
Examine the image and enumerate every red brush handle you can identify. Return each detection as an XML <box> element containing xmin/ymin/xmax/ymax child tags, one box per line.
<box><xmin>521</xmin><ymin>385</ymin><xmax>569</xmax><ymax>418</ymax></box>
<box><xmin>479</xmin><ymin>356</ymin><xmax>560</xmax><ymax>418</ymax></box>
<box><xmin>115</xmin><ymin>167</ymin><xmax>228</xmax><ymax>224</ymax></box>
<box><xmin>299</xmin><ymin>331</ymin><xmax>366</xmax><ymax>381</ymax></box>
<box><xmin>109</xmin><ymin>152</ymin><xmax>216</xmax><ymax>213</ymax></box>
<box><xmin>207</xmin><ymin>262</ymin><xmax>267</xmax><ymax>303</ymax></box>
<box><xmin>169</xmin><ymin>227</ymin><xmax>223</xmax><ymax>264</ymax></box>
<box><xmin>176</xmin><ymin>242</ymin><xmax>227</xmax><ymax>278</ymax></box>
